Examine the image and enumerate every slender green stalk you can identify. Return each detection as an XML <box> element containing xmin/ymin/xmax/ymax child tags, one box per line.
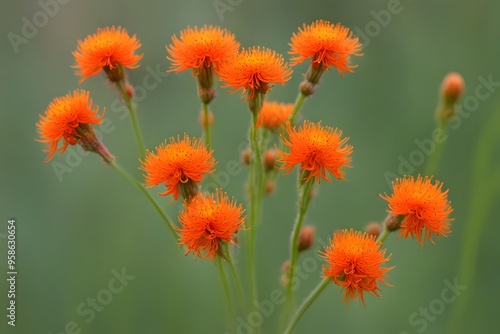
<box><xmin>284</xmin><ymin>278</ymin><xmax>330</xmax><ymax>334</ymax></box>
<box><xmin>377</xmin><ymin>229</ymin><xmax>392</xmax><ymax>244</ymax></box>
<box><xmin>289</xmin><ymin>92</ymin><xmax>307</xmax><ymax>125</ymax></box>
<box><xmin>218</xmin><ymin>260</ymin><xmax>236</xmax><ymax>332</ymax></box>
<box><xmin>247</xmin><ymin>112</ymin><xmax>263</xmax><ymax>333</ymax></box>
<box><xmin>202</xmin><ymin>102</ymin><xmax>212</xmax><ymax>149</ymax></box>
<box><xmin>116</xmin><ymin>80</ymin><xmax>146</xmax><ymax>159</ymax></box>
<box><xmin>286</xmin><ymin>179</ymin><xmax>315</xmax><ymax>304</ymax></box>
<box><xmin>225</xmin><ymin>243</ymin><xmax>244</xmax><ymax>307</ymax></box>
<box><xmin>424</xmin><ymin>122</ymin><xmax>447</xmax><ymax>176</ymax></box>
<box><xmin>110</xmin><ymin>160</ymin><xmax>178</xmax><ymax>240</ymax></box>
<box><xmin>244</xmin><ymin>96</ymin><xmax>265</xmax><ymax>334</ymax></box>
<box><xmin>448</xmin><ymin>107</ymin><xmax>500</xmax><ymax>333</ymax></box>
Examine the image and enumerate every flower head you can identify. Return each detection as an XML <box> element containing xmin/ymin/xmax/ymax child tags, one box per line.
<box><xmin>167</xmin><ymin>25</ymin><xmax>239</xmax><ymax>75</ymax></box>
<box><xmin>289</xmin><ymin>20</ymin><xmax>362</xmax><ymax>76</ymax></box>
<box><xmin>36</xmin><ymin>90</ymin><xmax>105</xmax><ymax>161</ymax></box>
<box><xmin>256</xmin><ymin>101</ymin><xmax>293</xmax><ymax>129</ymax></box>
<box><xmin>218</xmin><ymin>47</ymin><xmax>292</xmax><ymax>101</ymax></box>
<box><xmin>178</xmin><ymin>189</ymin><xmax>246</xmax><ymax>261</ymax></box>
<box><xmin>141</xmin><ymin>135</ymin><xmax>216</xmax><ymax>200</ymax></box>
<box><xmin>380</xmin><ymin>175</ymin><xmax>453</xmax><ymax>245</ymax></box>
<box><xmin>321</xmin><ymin>229</ymin><xmax>393</xmax><ymax>307</ymax></box>
<box><xmin>73</xmin><ymin>26</ymin><xmax>142</xmax><ymax>82</ymax></box>
<box><xmin>279</xmin><ymin>121</ymin><xmax>353</xmax><ymax>184</ymax></box>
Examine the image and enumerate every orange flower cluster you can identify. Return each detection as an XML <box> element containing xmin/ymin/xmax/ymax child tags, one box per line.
<box><xmin>256</xmin><ymin>101</ymin><xmax>293</xmax><ymax>129</ymax></box>
<box><xmin>321</xmin><ymin>229</ymin><xmax>393</xmax><ymax>306</ymax></box>
<box><xmin>177</xmin><ymin>190</ymin><xmax>245</xmax><ymax>261</ymax></box>
<box><xmin>73</xmin><ymin>26</ymin><xmax>142</xmax><ymax>82</ymax></box>
<box><xmin>36</xmin><ymin>20</ymin><xmax>457</xmax><ymax>320</ymax></box>
<box><xmin>141</xmin><ymin>135</ymin><xmax>216</xmax><ymax>200</ymax></box>
<box><xmin>381</xmin><ymin>175</ymin><xmax>453</xmax><ymax>245</ymax></box>
<box><xmin>36</xmin><ymin>90</ymin><xmax>104</xmax><ymax>161</ymax></box>
<box><xmin>218</xmin><ymin>47</ymin><xmax>292</xmax><ymax>101</ymax></box>
<box><xmin>167</xmin><ymin>25</ymin><xmax>239</xmax><ymax>75</ymax></box>
<box><xmin>289</xmin><ymin>19</ymin><xmax>362</xmax><ymax>75</ymax></box>
<box><xmin>280</xmin><ymin>121</ymin><xmax>353</xmax><ymax>183</ymax></box>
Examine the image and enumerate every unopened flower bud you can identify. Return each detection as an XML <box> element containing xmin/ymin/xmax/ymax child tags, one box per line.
<box><xmin>441</xmin><ymin>72</ymin><xmax>465</xmax><ymax>105</ymax></box>
<box><xmin>241</xmin><ymin>147</ymin><xmax>251</xmax><ymax>165</ymax></box>
<box><xmin>365</xmin><ymin>222</ymin><xmax>382</xmax><ymax>238</ymax></box>
<box><xmin>198</xmin><ymin>109</ymin><xmax>214</xmax><ymax>130</ymax></box>
<box><xmin>263</xmin><ymin>149</ymin><xmax>277</xmax><ymax>172</ymax></box>
<box><xmin>125</xmin><ymin>83</ymin><xmax>134</xmax><ymax>98</ymax></box>
<box><xmin>436</xmin><ymin>72</ymin><xmax>465</xmax><ymax>124</ymax></box>
<box><xmin>298</xmin><ymin>225</ymin><xmax>315</xmax><ymax>252</ymax></box>
<box><xmin>384</xmin><ymin>213</ymin><xmax>403</xmax><ymax>232</ymax></box>
<box><xmin>265</xmin><ymin>181</ymin><xmax>276</xmax><ymax>195</ymax></box>
<box><xmin>279</xmin><ymin>259</ymin><xmax>291</xmax><ymax>287</ymax></box>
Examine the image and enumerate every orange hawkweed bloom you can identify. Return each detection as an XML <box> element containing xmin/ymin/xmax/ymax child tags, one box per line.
<box><xmin>36</xmin><ymin>90</ymin><xmax>106</xmax><ymax>161</ymax></box>
<box><xmin>218</xmin><ymin>47</ymin><xmax>292</xmax><ymax>101</ymax></box>
<box><xmin>380</xmin><ymin>175</ymin><xmax>453</xmax><ymax>245</ymax></box>
<box><xmin>167</xmin><ymin>25</ymin><xmax>239</xmax><ymax>75</ymax></box>
<box><xmin>141</xmin><ymin>135</ymin><xmax>216</xmax><ymax>200</ymax></box>
<box><xmin>280</xmin><ymin>121</ymin><xmax>353</xmax><ymax>184</ymax></box>
<box><xmin>73</xmin><ymin>26</ymin><xmax>142</xmax><ymax>82</ymax></box>
<box><xmin>256</xmin><ymin>101</ymin><xmax>293</xmax><ymax>129</ymax></box>
<box><xmin>321</xmin><ymin>229</ymin><xmax>393</xmax><ymax>307</ymax></box>
<box><xmin>178</xmin><ymin>189</ymin><xmax>245</xmax><ymax>261</ymax></box>
<box><xmin>289</xmin><ymin>19</ymin><xmax>362</xmax><ymax>76</ymax></box>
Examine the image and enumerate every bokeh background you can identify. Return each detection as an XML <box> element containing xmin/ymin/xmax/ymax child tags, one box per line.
<box><xmin>1</xmin><ymin>0</ymin><xmax>499</xmax><ymax>333</ymax></box>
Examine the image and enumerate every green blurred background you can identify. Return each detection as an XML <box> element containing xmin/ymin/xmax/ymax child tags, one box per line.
<box><xmin>1</xmin><ymin>0</ymin><xmax>499</xmax><ymax>333</ymax></box>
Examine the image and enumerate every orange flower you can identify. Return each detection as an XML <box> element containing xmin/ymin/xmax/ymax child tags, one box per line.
<box><xmin>36</xmin><ymin>90</ymin><xmax>104</xmax><ymax>161</ymax></box>
<box><xmin>279</xmin><ymin>121</ymin><xmax>353</xmax><ymax>183</ymax></box>
<box><xmin>167</xmin><ymin>25</ymin><xmax>239</xmax><ymax>75</ymax></box>
<box><xmin>73</xmin><ymin>26</ymin><xmax>142</xmax><ymax>82</ymax></box>
<box><xmin>380</xmin><ymin>175</ymin><xmax>453</xmax><ymax>245</ymax></box>
<box><xmin>178</xmin><ymin>189</ymin><xmax>245</xmax><ymax>261</ymax></box>
<box><xmin>289</xmin><ymin>20</ymin><xmax>362</xmax><ymax>76</ymax></box>
<box><xmin>218</xmin><ymin>47</ymin><xmax>292</xmax><ymax>101</ymax></box>
<box><xmin>256</xmin><ymin>101</ymin><xmax>293</xmax><ymax>129</ymax></box>
<box><xmin>141</xmin><ymin>135</ymin><xmax>216</xmax><ymax>200</ymax></box>
<box><xmin>321</xmin><ymin>229</ymin><xmax>393</xmax><ymax>307</ymax></box>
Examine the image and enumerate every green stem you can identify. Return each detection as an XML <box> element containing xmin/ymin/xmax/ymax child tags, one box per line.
<box><xmin>110</xmin><ymin>160</ymin><xmax>178</xmax><ymax>240</ymax></box>
<box><xmin>377</xmin><ymin>229</ymin><xmax>392</xmax><ymax>244</ymax></box>
<box><xmin>202</xmin><ymin>102</ymin><xmax>212</xmax><ymax>149</ymax></box>
<box><xmin>424</xmin><ymin>122</ymin><xmax>447</xmax><ymax>176</ymax></box>
<box><xmin>116</xmin><ymin>80</ymin><xmax>146</xmax><ymax>159</ymax></box>
<box><xmin>218</xmin><ymin>260</ymin><xmax>236</xmax><ymax>332</ymax></box>
<box><xmin>289</xmin><ymin>92</ymin><xmax>307</xmax><ymax>125</ymax></box>
<box><xmin>286</xmin><ymin>178</ymin><xmax>315</xmax><ymax>304</ymax></box>
<box><xmin>225</xmin><ymin>243</ymin><xmax>244</xmax><ymax>307</ymax></box>
<box><xmin>248</xmin><ymin>113</ymin><xmax>263</xmax><ymax>332</ymax></box>
<box><xmin>284</xmin><ymin>277</ymin><xmax>330</xmax><ymax>334</ymax></box>
<box><xmin>448</xmin><ymin>107</ymin><xmax>500</xmax><ymax>333</ymax></box>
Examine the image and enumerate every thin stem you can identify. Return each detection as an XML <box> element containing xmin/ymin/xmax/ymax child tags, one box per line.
<box><xmin>448</xmin><ymin>107</ymin><xmax>500</xmax><ymax>333</ymax></box>
<box><xmin>244</xmin><ymin>101</ymin><xmax>265</xmax><ymax>334</ymax></box>
<box><xmin>424</xmin><ymin>122</ymin><xmax>447</xmax><ymax>176</ymax></box>
<box><xmin>286</xmin><ymin>179</ymin><xmax>314</xmax><ymax>303</ymax></box>
<box><xmin>202</xmin><ymin>102</ymin><xmax>212</xmax><ymax>149</ymax></box>
<box><xmin>218</xmin><ymin>260</ymin><xmax>236</xmax><ymax>332</ymax></box>
<box><xmin>377</xmin><ymin>229</ymin><xmax>392</xmax><ymax>244</ymax></box>
<box><xmin>289</xmin><ymin>92</ymin><xmax>307</xmax><ymax>125</ymax></box>
<box><xmin>284</xmin><ymin>277</ymin><xmax>330</xmax><ymax>334</ymax></box>
<box><xmin>116</xmin><ymin>80</ymin><xmax>146</xmax><ymax>159</ymax></box>
<box><xmin>250</xmin><ymin>113</ymin><xmax>262</xmax><ymax>328</ymax></box>
<box><xmin>110</xmin><ymin>160</ymin><xmax>179</xmax><ymax>240</ymax></box>
<box><xmin>225</xmin><ymin>243</ymin><xmax>244</xmax><ymax>307</ymax></box>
